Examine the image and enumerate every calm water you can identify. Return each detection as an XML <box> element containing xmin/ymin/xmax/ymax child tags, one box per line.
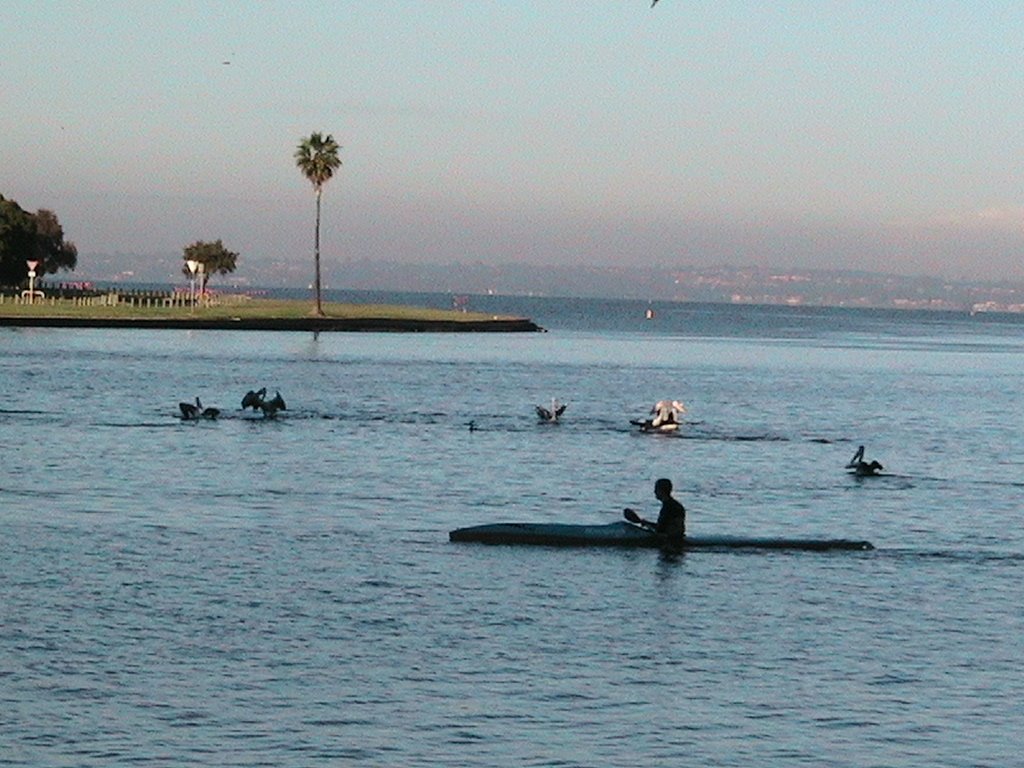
<box><xmin>2</xmin><ymin>297</ymin><xmax>1024</xmax><ymax>767</ymax></box>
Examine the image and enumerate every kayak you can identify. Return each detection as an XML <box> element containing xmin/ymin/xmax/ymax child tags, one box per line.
<box><xmin>449</xmin><ymin>521</ymin><xmax>873</xmax><ymax>551</ymax></box>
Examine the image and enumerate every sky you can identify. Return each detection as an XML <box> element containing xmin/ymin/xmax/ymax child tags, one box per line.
<box><xmin>4</xmin><ymin>1</ymin><xmax>1024</xmax><ymax>284</ymax></box>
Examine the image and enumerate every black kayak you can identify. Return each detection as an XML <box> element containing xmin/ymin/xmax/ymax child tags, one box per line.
<box><xmin>449</xmin><ymin>521</ymin><xmax>873</xmax><ymax>551</ymax></box>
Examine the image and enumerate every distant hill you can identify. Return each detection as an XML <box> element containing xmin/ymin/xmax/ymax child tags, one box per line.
<box><xmin>73</xmin><ymin>253</ymin><xmax>1024</xmax><ymax>312</ymax></box>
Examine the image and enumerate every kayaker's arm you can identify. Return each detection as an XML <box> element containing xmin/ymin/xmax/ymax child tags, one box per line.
<box><xmin>623</xmin><ymin>508</ymin><xmax>656</xmax><ymax>530</ymax></box>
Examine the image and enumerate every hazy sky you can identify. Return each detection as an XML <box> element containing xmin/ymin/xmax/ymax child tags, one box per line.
<box><xmin>5</xmin><ymin>1</ymin><xmax>1024</xmax><ymax>283</ymax></box>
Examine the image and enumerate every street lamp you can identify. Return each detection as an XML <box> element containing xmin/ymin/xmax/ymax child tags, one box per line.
<box><xmin>186</xmin><ymin>259</ymin><xmax>199</xmax><ymax>313</ymax></box>
<box><xmin>26</xmin><ymin>260</ymin><xmax>39</xmax><ymax>304</ymax></box>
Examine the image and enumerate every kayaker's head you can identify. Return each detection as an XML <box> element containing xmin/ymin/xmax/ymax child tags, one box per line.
<box><xmin>654</xmin><ymin>477</ymin><xmax>673</xmax><ymax>499</ymax></box>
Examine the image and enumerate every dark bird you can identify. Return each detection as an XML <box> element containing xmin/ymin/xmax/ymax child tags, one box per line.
<box><xmin>241</xmin><ymin>388</ymin><xmax>286</xmax><ymax>417</ymax></box>
<box><xmin>262</xmin><ymin>391</ymin><xmax>286</xmax><ymax>417</ymax></box>
<box><xmin>179</xmin><ymin>397</ymin><xmax>219</xmax><ymax>420</ymax></box>
<box><xmin>242</xmin><ymin>388</ymin><xmax>267</xmax><ymax>411</ymax></box>
<box><xmin>846</xmin><ymin>445</ymin><xmax>884</xmax><ymax>476</ymax></box>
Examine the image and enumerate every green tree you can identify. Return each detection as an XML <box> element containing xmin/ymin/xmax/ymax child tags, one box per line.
<box><xmin>294</xmin><ymin>132</ymin><xmax>341</xmax><ymax>316</ymax></box>
<box><xmin>0</xmin><ymin>195</ymin><xmax>77</xmax><ymax>286</ymax></box>
<box><xmin>31</xmin><ymin>209</ymin><xmax>78</xmax><ymax>273</ymax></box>
<box><xmin>181</xmin><ymin>239</ymin><xmax>239</xmax><ymax>292</ymax></box>
<box><xmin>0</xmin><ymin>197</ymin><xmax>36</xmax><ymax>285</ymax></box>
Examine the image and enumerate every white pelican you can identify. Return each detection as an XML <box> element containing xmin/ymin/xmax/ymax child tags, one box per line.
<box><xmin>651</xmin><ymin>399</ymin><xmax>685</xmax><ymax>427</ymax></box>
<box><xmin>632</xmin><ymin>399</ymin><xmax>686</xmax><ymax>432</ymax></box>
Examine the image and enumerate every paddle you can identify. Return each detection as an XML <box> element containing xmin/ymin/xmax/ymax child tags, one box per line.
<box><xmin>623</xmin><ymin>508</ymin><xmax>656</xmax><ymax>531</ymax></box>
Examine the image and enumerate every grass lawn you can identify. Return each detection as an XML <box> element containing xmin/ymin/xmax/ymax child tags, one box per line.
<box><xmin>0</xmin><ymin>296</ymin><xmax>517</xmax><ymax>323</ymax></box>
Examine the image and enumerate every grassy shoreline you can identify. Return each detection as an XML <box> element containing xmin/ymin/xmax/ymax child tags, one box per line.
<box><xmin>0</xmin><ymin>296</ymin><xmax>544</xmax><ymax>332</ymax></box>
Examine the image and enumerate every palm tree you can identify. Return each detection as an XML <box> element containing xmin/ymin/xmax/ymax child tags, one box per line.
<box><xmin>294</xmin><ymin>132</ymin><xmax>342</xmax><ymax>316</ymax></box>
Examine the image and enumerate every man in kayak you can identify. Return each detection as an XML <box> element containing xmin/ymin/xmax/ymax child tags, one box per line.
<box><xmin>624</xmin><ymin>477</ymin><xmax>686</xmax><ymax>546</ymax></box>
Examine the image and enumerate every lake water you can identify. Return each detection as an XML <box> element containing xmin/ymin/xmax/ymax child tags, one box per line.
<box><xmin>2</xmin><ymin>295</ymin><xmax>1023</xmax><ymax>767</ymax></box>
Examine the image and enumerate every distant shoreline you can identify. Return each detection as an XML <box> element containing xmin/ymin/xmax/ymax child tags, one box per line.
<box><xmin>60</xmin><ymin>262</ymin><xmax>1024</xmax><ymax>313</ymax></box>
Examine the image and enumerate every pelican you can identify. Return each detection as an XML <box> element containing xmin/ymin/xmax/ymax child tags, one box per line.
<box><xmin>535</xmin><ymin>398</ymin><xmax>567</xmax><ymax>423</ymax></box>
<box><xmin>179</xmin><ymin>397</ymin><xmax>219</xmax><ymax>420</ymax></box>
<box><xmin>651</xmin><ymin>399</ymin><xmax>686</xmax><ymax>428</ymax></box>
<box><xmin>241</xmin><ymin>388</ymin><xmax>286</xmax><ymax>417</ymax></box>
<box><xmin>846</xmin><ymin>445</ymin><xmax>883</xmax><ymax>476</ymax></box>
<box><xmin>632</xmin><ymin>399</ymin><xmax>686</xmax><ymax>432</ymax></box>
<box><xmin>262</xmin><ymin>391</ymin><xmax>286</xmax><ymax>417</ymax></box>
<box><xmin>241</xmin><ymin>388</ymin><xmax>267</xmax><ymax>411</ymax></box>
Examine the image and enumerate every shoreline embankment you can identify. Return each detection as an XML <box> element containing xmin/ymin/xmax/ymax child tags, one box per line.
<box><xmin>0</xmin><ymin>315</ymin><xmax>544</xmax><ymax>332</ymax></box>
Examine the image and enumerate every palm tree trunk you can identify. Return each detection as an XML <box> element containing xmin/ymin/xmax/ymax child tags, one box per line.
<box><xmin>313</xmin><ymin>188</ymin><xmax>324</xmax><ymax>316</ymax></box>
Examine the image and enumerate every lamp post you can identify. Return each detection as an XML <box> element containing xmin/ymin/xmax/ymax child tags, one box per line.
<box><xmin>186</xmin><ymin>259</ymin><xmax>199</xmax><ymax>313</ymax></box>
<box><xmin>26</xmin><ymin>260</ymin><xmax>39</xmax><ymax>304</ymax></box>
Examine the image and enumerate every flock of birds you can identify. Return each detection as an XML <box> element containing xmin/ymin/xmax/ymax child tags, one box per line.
<box><xmin>531</xmin><ymin>397</ymin><xmax>885</xmax><ymax>475</ymax></box>
<box><xmin>178</xmin><ymin>387</ymin><xmax>286</xmax><ymax>421</ymax></box>
<box><xmin>180</xmin><ymin>389</ymin><xmax>883</xmax><ymax>475</ymax></box>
